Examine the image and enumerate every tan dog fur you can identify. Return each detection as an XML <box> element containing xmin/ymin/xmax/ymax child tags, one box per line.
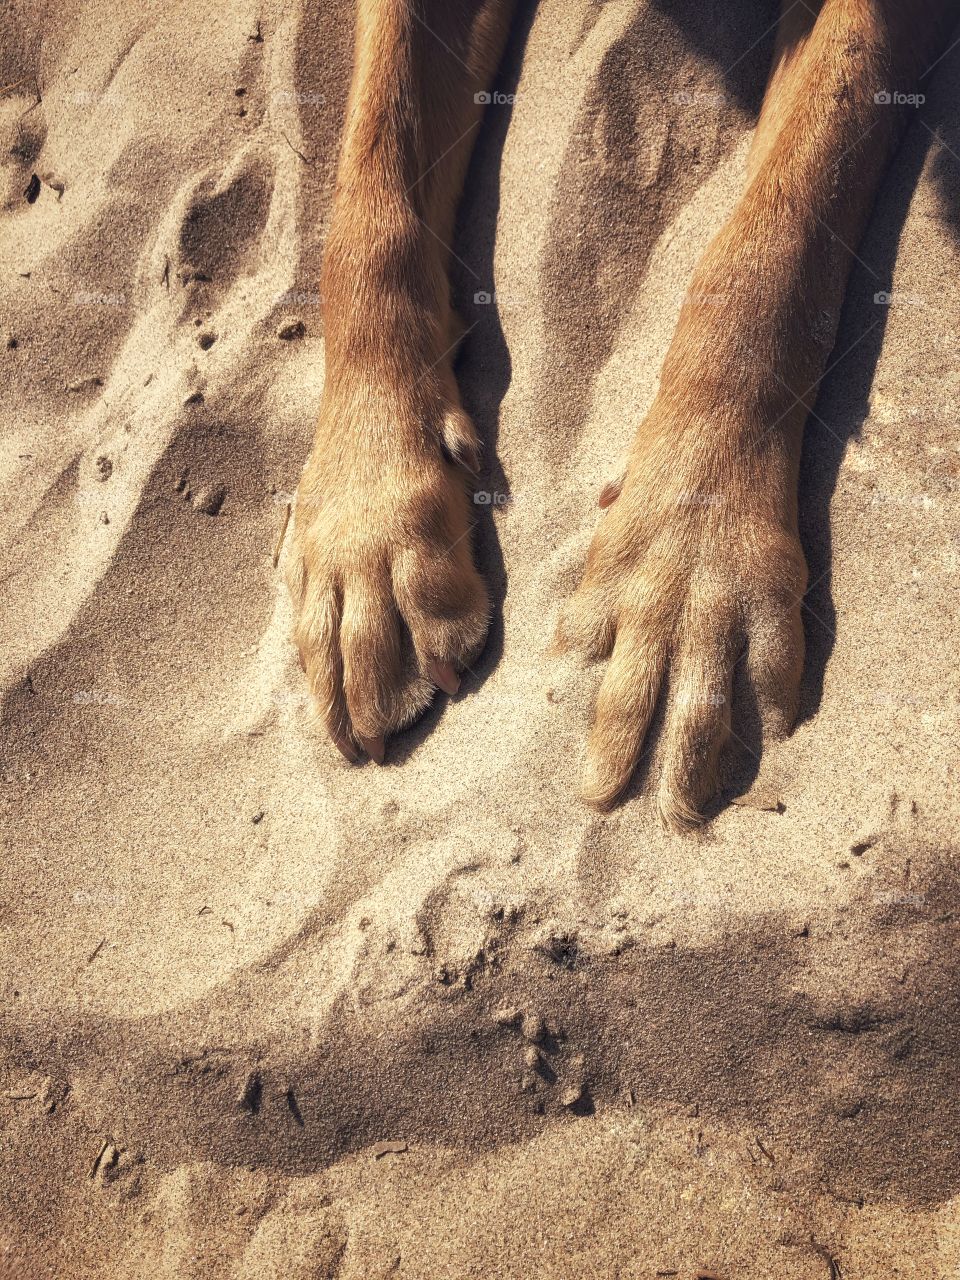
<box><xmin>289</xmin><ymin>0</ymin><xmax>956</xmax><ymax>825</ymax></box>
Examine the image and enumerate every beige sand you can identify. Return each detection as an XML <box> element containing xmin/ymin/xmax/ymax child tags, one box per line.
<box><xmin>2</xmin><ymin>0</ymin><xmax>960</xmax><ymax>1275</ymax></box>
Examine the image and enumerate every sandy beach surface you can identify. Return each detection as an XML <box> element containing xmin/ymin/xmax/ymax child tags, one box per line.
<box><xmin>2</xmin><ymin>0</ymin><xmax>960</xmax><ymax>1275</ymax></box>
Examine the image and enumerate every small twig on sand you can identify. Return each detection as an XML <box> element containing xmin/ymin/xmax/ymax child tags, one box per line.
<box><xmin>373</xmin><ymin>1140</ymin><xmax>408</xmax><ymax>1159</ymax></box>
<box><xmin>86</xmin><ymin>937</ymin><xmax>106</xmax><ymax>966</ymax></box>
<box><xmin>273</xmin><ymin>502</ymin><xmax>292</xmax><ymax>568</ymax></box>
<box><xmin>89</xmin><ymin>1139</ymin><xmax>110</xmax><ymax>1179</ymax></box>
<box><xmin>810</xmin><ymin>1240</ymin><xmax>842</xmax><ymax>1280</ymax></box>
<box><xmin>279</xmin><ymin>130</ymin><xmax>312</xmax><ymax>165</ymax></box>
<box><xmin>286</xmin><ymin>1088</ymin><xmax>304</xmax><ymax>1127</ymax></box>
<box><xmin>755</xmin><ymin>1135</ymin><xmax>775</xmax><ymax>1163</ymax></box>
<box><xmin>0</xmin><ymin>75</ymin><xmax>31</xmax><ymax>97</ymax></box>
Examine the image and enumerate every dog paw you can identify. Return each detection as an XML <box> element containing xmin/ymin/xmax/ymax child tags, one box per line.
<box><xmin>288</xmin><ymin>380</ymin><xmax>489</xmax><ymax>763</ymax></box>
<box><xmin>559</xmin><ymin>419</ymin><xmax>807</xmax><ymax>829</ymax></box>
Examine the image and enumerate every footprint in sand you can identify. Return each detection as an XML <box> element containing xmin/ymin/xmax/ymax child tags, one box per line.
<box><xmin>175</xmin><ymin>153</ymin><xmax>274</xmax><ymax>297</ymax></box>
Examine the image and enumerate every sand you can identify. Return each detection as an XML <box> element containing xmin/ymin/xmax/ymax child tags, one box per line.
<box><xmin>1</xmin><ymin>0</ymin><xmax>959</xmax><ymax>1275</ymax></box>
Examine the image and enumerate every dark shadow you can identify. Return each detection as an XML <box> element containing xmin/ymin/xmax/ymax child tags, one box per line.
<box><xmin>454</xmin><ymin>0</ymin><xmax>542</xmax><ymax>666</ymax></box>
<box><xmin>648</xmin><ymin>0</ymin><xmax>780</xmax><ymax>112</ymax></box>
<box><xmin>722</xmin><ymin>93</ymin><xmax>945</xmax><ymax>798</ymax></box>
<box><xmin>11</xmin><ymin>831</ymin><xmax>960</xmax><ymax>1213</ymax></box>
<box><xmin>394</xmin><ymin>6</ymin><xmax>960</xmax><ymax>808</ymax></box>
<box><xmin>389</xmin><ymin>0</ymin><xmax>541</xmax><ymax>763</ymax></box>
<box><xmin>533</xmin><ymin>0</ymin><xmax>778</xmax><ymax>478</ymax></box>
<box><xmin>797</xmin><ymin>40</ymin><xmax>960</xmax><ymax>730</ymax></box>
<box><xmin>394</xmin><ymin>0</ymin><xmax>780</xmax><ymax>769</ymax></box>
<box><xmin>924</xmin><ymin>22</ymin><xmax>960</xmax><ymax>245</ymax></box>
